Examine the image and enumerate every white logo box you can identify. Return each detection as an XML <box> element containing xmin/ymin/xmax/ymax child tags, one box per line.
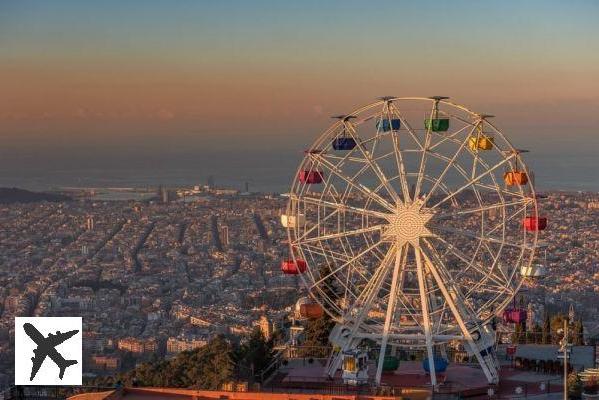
<box><xmin>15</xmin><ymin>317</ymin><xmax>82</xmax><ymax>386</ymax></box>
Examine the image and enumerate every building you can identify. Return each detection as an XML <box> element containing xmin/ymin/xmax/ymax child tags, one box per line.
<box><xmin>117</xmin><ymin>337</ymin><xmax>158</xmax><ymax>354</ymax></box>
<box><xmin>258</xmin><ymin>315</ymin><xmax>272</xmax><ymax>340</ymax></box>
<box><xmin>89</xmin><ymin>355</ymin><xmax>120</xmax><ymax>371</ymax></box>
<box><xmin>166</xmin><ymin>336</ymin><xmax>208</xmax><ymax>354</ymax></box>
<box><xmin>220</xmin><ymin>225</ymin><xmax>229</xmax><ymax>248</ymax></box>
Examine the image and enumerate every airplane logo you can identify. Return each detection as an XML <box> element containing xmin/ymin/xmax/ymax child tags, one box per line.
<box><xmin>15</xmin><ymin>317</ymin><xmax>82</xmax><ymax>385</ymax></box>
<box><xmin>23</xmin><ymin>323</ymin><xmax>79</xmax><ymax>381</ymax></box>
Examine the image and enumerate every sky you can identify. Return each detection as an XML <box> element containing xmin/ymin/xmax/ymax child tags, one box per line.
<box><xmin>0</xmin><ymin>1</ymin><xmax>598</xmax><ymax>190</ymax></box>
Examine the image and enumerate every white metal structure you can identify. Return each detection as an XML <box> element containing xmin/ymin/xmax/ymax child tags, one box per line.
<box><xmin>284</xmin><ymin>97</ymin><xmax>540</xmax><ymax>387</ymax></box>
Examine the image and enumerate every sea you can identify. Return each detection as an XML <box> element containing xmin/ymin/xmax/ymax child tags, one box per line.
<box><xmin>0</xmin><ymin>132</ymin><xmax>597</xmax><ymax>194</ymax></box>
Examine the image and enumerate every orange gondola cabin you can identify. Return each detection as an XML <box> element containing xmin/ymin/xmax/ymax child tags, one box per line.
<box><xmin>299</xmin><ymin>303</ymin><xmax>324</xmax><ymax>319</ymax></box>
<box><xmin>504</xmin><ymin>171</ymin><xmax>528</xmax><ymax>186</ymax></box>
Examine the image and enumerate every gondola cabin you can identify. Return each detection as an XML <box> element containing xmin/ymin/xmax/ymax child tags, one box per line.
<box><xmin>281</xmin><ymin>259</ymin><xmax>307</xmax><ymax>275</ymax></box>
<box><xmin>382</xmin><ymin>356</ymin><xmax>400</xmax><ymax>372</ymax></box>
<box><xmin>280</xmin><ymin>213</ymin><xmax>306</xmax><ymax>228</ymax></box>
<box><xmin>523</xmin><ymin>216</ymin><xmax>547</xmax><ymax>231</ymax></box>
<box><xmin>422</xmin><ymin>357</ymin><xmax>448</xmax><ymax>373</ymax></box>
<box><xmin>468</xmin><ymin>135</ymin><xmax>494</xmax><ymax>151</ymax></box>
<box><xmin>332</xmin><ymin>137</ymin><xmax>357</xmax><ymax>151</ymax></box>
<box><xmin>424</xmin><ymin>118</ymin><xmax>450</xmax><ymax>132</ymax></box>
<box><xmin>299</xmin><ymin>303</ymin><xmax>323</xmax><ymax>319</ymax></box>
<box><xmin>376</xmin><ymin>118</ymin><xmax>401</xmax><ymax>132</ymax></box>
<box><xmin>504</xmin><ymin>171</ymin><xmax>528</xmax><ymax>186</ymax></box>
<box><xmin>299</xmin><ymin>170</ymin><xmax>323</xmax><ymax>184</ymax></box>
<box><xmin>502</xmin><ymin>308</ymin><xmax>527</xmax><ymax>324</ymax></box>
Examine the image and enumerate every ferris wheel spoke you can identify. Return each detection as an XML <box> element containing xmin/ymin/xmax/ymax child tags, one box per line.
<box><xmin>389</xmin><ymin>104</ymin><xmax>424</xmax><ymax>151</ymax></box>
<box><xmin>337</xmin><ymin>244</ymin><xmax>397</xmax><ymax>357</ymax></box>
<box><xmin>301</xmin><ymin>241</ymin><xmax>384</xmax><ymax>267</ymax></box>
<box><xmin>429</xmin><ymin>153</ymin><xmax>516</xmax><ymax>210</ymax></box>
<box><xmin>309</xmin><ymin>239</ymin><xmax>387</xmax><ymax>291</ymax></box>
<box><xmin>303</xmin><ymin>244</ymin><xmax>374</xmax><ymax>297</ymax></box>
<box><xmin>296</xmin><ymin>224</ymin><xmax>384</xmax><ymax>245</ymax></box>
<box><xmin>434</xmin><ymin>198</ymin><xmax>532</xmax><ymax>219</ymax></box>
<box><xmin>424</xmin><ymin>236</ymin><xmax>506</xmax><ymax>287</ymax></box>
<box><xmin>422</xmin><ymin>247</ymin><xmax>496</xmax><ymax>381</ymax></box>
<box><xmin>375</xmin><ymin>242</ymin><xmax>408</xmax><ymax>384</ymax></box>
<box><xmin>310</xmin><ymin>154</ymin><xmax>396</xmax><ymax>212</ymax></box>
<box><xmin>344</xmin><ymin>123</ymin><xmax>401</xmax><ymax>204</ymax></box>
<box><xmin>485</xmin><ymin>201</ymin><xmax>529</xmax><ymax>237</ymax></box>
<box><xmin>431</xmin><ymin>224</ymin><xmax>530</xmax><ymax>250</ymax></box>
<box><xmin>290</xmin><ymin>195</ymin><xmax>388</xmax><ymax>220</ymax></box>
<box><xmin>428</xmin><ymin>121</ymin><xmax>474</xmax><ymax>151</ymax></box>
<box><xmin>382</xmin><ymin>103</ymin><xmax>412</xmax><ymax>203</ymax></box>
<box><xmin>413</xmin><ymin>102</ymin><xmax>439</xmax><ymax>199</ymax></box>
<box><xmin>422</xmin><ymin>123</ymin><xmax>478</xmax><ymax>205</ymax></box>
<box><xmin>414</xmin><ymin>244</ymin><xmax>439</xmax><ymax>385</ymax></box>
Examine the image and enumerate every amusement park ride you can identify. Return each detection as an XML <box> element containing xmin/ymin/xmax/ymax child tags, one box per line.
<box><xmin>279</xmin><ymin>97</ymin><xmax>548</xmax><ymax>389</ymax></box>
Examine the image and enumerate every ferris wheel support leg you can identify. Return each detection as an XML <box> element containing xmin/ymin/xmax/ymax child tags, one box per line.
<box><xmin>326</xmin><ymin>248</ymin><xmax>395</xmax><ymax>378</ymax></box>
<box><xmin>375</xmin><ymin>245</ymin><xmax>405</xmax><ymax>385</ymax></box>
<box><xmin>420</xmin><ymin>249</ymin><xmax>499</xmax><ymax>384</ymax></box>
<box><xmin>414</xmin><ymin>245</ymin><xmax>438</xmax><ymax>388</ymax></box>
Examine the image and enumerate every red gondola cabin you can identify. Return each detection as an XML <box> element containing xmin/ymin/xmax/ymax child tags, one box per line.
<box><xmin>299</xmin><ymin>170</ymin><xmax>323</xmax><ymax>184</ymax></box>
<box><xmin>502</xmin><ymin>308</ymin><xmax>527</xmax><ymax>324</ymax></box>
<box><xmin>523</xmin><ymin>217</ymin><xmax>547</xmax><ymax>231</ymax></box>
<box><xmin>281</xmin><ymin>259</ymin><xmax>307</xmax><ymax>275</ymax></box>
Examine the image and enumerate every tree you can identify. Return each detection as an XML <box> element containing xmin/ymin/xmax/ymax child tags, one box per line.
<box><xmin>298</xmin><ymin>315</ymin><xmax>334</xmax><ymax>357</ymax></box>
<box><xmin>542</xmin><ymin>313</ymin><xmax>551</xmax><ymax>344</ymax></box>
<box><xmin>123</xmin><ymin>335</ymin><xmax>235</xmax><ymax>389</ymax></box>
<box><xmin>568</xmin><ymin>372</ymin><xmax>583</xmax><ymax>399</ymax></box>
<box><xmin>573</xmin><ymin>319</ymin><xmax>584</xmax><ymax>345</ymax></box>
<box><xmin>531</xmin><ymin>323</ymin><xmax>542</xmax><ymax>344</ymax></box>
<box><xmin>236</xmin><ymin>327</ymin><xmax>275</xmax><ymax>383</ymax></box>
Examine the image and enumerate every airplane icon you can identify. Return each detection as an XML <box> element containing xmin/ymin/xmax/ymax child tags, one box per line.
<box><xmin>23</xmin><ymin>323</ymin><xmax>79</xmax><ymax>381</ymax></box>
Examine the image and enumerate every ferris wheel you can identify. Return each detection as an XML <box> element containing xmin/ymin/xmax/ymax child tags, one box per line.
<box><xmin>282</xmin><ymin>97</ymin><xmax>547</xmax><ymax>386</ymax></box>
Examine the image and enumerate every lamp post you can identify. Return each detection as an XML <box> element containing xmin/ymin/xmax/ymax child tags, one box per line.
<box><xmin>560</xmin><ymin>319</ymin><xmax>570</xmax><ymax>400</ymax></box>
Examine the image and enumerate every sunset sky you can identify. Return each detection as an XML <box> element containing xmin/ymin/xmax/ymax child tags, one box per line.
<box><xmin>1</xmin><ymin>1</ymin><xmax>598</xmax><ymax>190</ymax></box>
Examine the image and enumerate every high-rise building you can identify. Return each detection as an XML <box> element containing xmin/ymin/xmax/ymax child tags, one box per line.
<box><xmin>220</xmin><ymin>225</ymin><xmax>229</xmax><ymax>248</ymax></box>
<box><xmin>86</xmin><ymin>216</ymin><xmax>94</xmax><ymax>230</ymax></box>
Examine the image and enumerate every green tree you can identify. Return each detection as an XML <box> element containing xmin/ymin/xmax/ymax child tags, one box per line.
<box><xmin>573</xmin><ymin>319</ymin><xmax>584</xmax><ymax>345</ymax></box>
<box><xmin>542</xmin><ymin>313</ymin><xmax>551</xmax><ymax>344</ymax></box>
<box><xmin>298</xmin><ymin>315</ymin><xmax>334</xmax><ymax>357</ymax></box>
<box><xmin>568</xmin><ymin>372</ymin><xmax>583</xmax><ymax>399</ymax></box>
<box><xmin>531</xmin><ymin>323</ymin><xmax>542</xmax><ymax>344</ymax></box>
<box><xmin>236</xmin><ymin>327</ymin><xmax>275</xmax><ymax>382</ymax></box>
<box><xmin>124</xmin><ymin>335</ymin><xmax>235</xmax><ymax>389</ymax></box>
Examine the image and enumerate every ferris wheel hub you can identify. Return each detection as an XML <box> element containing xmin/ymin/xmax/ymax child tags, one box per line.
<box><xmin>382</xmin><ymin>200</ymin><xmax>434</xmax><ymax>246</ymax></box>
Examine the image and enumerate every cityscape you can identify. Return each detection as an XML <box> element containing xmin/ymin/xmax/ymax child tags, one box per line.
<box><xmin>1</xmin><ymin>1</ymin><xmax>598</xmax><ymax>400</ymax></box>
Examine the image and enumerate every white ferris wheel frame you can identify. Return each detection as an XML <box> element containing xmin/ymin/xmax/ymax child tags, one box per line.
<box><xmin>284</xmin><ymin>97</ymin><xmax>540</xmax><ymax>386</ymax></box>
